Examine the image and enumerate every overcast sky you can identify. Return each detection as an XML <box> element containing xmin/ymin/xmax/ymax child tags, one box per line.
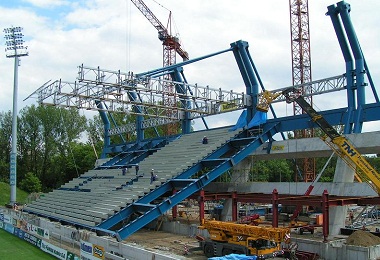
<box><xmin>1</xmin><ymin>0</ymin><xmax>380</xmax><ymax>133</ymax></box>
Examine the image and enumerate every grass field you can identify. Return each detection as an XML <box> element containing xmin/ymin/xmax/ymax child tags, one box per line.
<box><xmin>0</xmin><ymin>229</ymin><xmax>56</xmax><ymax>260</ymax></box>
<box><xmin>0</xmin><ymin>181</ymin><xmax>29</xmax><ymax>206</ymax></box>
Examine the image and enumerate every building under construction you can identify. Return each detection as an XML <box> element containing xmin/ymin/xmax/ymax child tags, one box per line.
<box><xmin>3</xmin><ymin>1</ymin><xmax>380</xmax><ymax>259</ymax></box>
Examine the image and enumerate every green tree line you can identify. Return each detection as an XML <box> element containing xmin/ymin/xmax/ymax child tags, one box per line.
<box><xmin>0</xmin><ymin>105</ymin><xmax>103</xmax><ymax>192</ymax></box>
<box><xmin>1</xmin><ymin>105</ymin><xmax>379</xmax><ymax>193</ymax></box>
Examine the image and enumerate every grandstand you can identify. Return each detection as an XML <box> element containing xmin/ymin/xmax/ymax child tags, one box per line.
<box><xmin>24</xmin><ymin>126</ymin><xmax>244</xmax><ymax>236</ymax></box>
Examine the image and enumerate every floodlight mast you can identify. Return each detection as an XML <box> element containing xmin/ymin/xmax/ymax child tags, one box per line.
<box><xmin>3</xmin><ymin>26</ymin><xmax>28</xmax><ymax>206</ymax></box>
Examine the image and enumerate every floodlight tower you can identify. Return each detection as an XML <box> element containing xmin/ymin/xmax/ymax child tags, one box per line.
<box><xmin>4</xmin><ymin>26</ymin><xmax>28</xmax><ymax>206</ymax></box>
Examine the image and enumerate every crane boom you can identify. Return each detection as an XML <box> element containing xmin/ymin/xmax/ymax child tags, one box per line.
<box><xmin>258</xmin><ymin>88</ymin><xmax>380</xmax><ymax>194</ymax></box>
<box><xmin>198</xmin><ymin>219</ymin><xmax>290</xmax><ymax>257</ymax></box>
<box><xmin>286</xmin><ymin>94</ymin><xmax>380</xmax><ymax>193</ymax></box>
<box><xmin>130</xmin><ymin>0</ymin><xmax>189</xmax><ymax>61</ymax></box>
<box><xmin>200</xmin><ymin>219</ymin><xmax>290</xmax><ymax>242</ymax></box>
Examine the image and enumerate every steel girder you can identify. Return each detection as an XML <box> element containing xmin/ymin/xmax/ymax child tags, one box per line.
<box><xmin>93</xmin><ymin>101</ymin><xmax>380</xmax><ymax>240</ymax></box>
<box><xmin>96</xmin><ymin>123</ymin><xmax>280</xmax><ymax>240</ymax></box>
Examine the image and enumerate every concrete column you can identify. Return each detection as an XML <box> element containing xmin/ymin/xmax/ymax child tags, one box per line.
<box><xmin>231</xmin><ymin>157</ymin><xmax>252</xmax><ymax>182</ymax></box>
<box><xmin>329</xmin><ymin>159</ymin><xmax>355</xmax><ymax>236</ymax></box>
<box><xmin>221</xmin><ymin>199</ymin><xmax>233</xmax><ymax>221</ymax></box>
<box><xmin>220</xmin><ymin>157</ymin><xmax>252</xmax><ymax>220</ymax></box>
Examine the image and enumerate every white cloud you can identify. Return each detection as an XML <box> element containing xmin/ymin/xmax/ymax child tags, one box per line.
<box><xmin>0</xmin><ymin>0</ymin><xmax>379</xmax><ymax>133</ymax></box>
<box><xmin>22</xmin><ymin>0</ymin><xmax>70</xmax><ymax>9</ymax></box>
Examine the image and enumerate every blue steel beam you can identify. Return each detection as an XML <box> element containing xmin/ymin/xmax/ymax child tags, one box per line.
<box><xmin>136</xmin><ymin>47</ymin><xmax>233</xmax><ymax>78</ymax></box>
<box><xmin>95</xmin><ymin>101</ymin><xmax>110</xmax><ymax>159</ymax></box>
<box><xmin>247</xmin><ymin>47</ymin><xmax>286</xmax><ymax>140</ymax></box>
<box><xmin>230</xmin><ymin>40</ymin><xmax>259</xmax><ymax>122</ymax></box>
<box><xmin>171</xmin><ymin>67</ymin><xmax>192</xmax><ymax>134</ymax></box>
<box><xmin>97</xmin><ymin>128</ymin><xmax>269</xmax><ymax>231</ymax></box>
<box><xmin>93</xmin><ymin>101</ymin><xmax>380</xmax><ymax>236</ymax></box>
<box><xmin>336</xmin><ymin>1</ymin><xmax>365</xmax><ymax>133</ymax></box>
<box><xmin>111</xmin><ymin>123</ymin><xmax>280</xmax><ymax>241</ymax></box>
<box><xmin>326</xmin><ymin>3</ymin><xmax>355</xmax><ymax>134</ymax></box>
<box><xmin>364</xmin><ymin>58</ymin><xmax>380</xmax><ymax>103</ymax></box>
<box><xmin>180</xmin><ymin>71</ymin><xmax>209</xmax><ymax>130</ymax></box>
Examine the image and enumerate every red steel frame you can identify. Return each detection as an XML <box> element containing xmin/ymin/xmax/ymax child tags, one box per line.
<box><xmin>190</xmin><ymin>189</ymin><xmax>380</xmax><ymax>242</ymax></box>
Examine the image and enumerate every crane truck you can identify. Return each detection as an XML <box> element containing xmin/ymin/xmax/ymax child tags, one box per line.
<box><xmin>198</xmin><ymin>219</ymin><xmax>290</xmax><ymax>258</ymax></box>
<box><xmin>257</xmin><ymin>88</ymin><xmax>380</xmax><ymax>194</ymax></box>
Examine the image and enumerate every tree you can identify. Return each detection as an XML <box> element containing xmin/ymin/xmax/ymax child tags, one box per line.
<box><xmin>0</xmin><ymin>111</ymin><xmax>12</xmax><ymax>181</ymax></box>
<box><xmin>251</xmin><ymin>159</ymin><xmax>293</xmax><ymax>182</ymax></box>
<box><xmin>18</xmin><ymin>105</ymin><xmax>87</xmax><ymax>190</ymax></box>
<box><xmin>19</xmin><ymin>172</ymin><xmax>42</xmax><ymax>193</ymax></box>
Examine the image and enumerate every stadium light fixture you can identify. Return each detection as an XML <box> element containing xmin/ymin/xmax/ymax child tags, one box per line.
<box><xmin>4</xmin><ymin>26</ymin><xmax>28</xmax><ymax>206</ymax></box>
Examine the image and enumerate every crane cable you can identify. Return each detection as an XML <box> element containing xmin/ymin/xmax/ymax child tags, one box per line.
<box><xmin>126</xmin><ymin>0</ymin><xmax>132</xmax><ymax>72</ymax></box>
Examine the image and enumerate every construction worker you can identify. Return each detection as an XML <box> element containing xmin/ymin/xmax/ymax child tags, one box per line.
<box><xmin>135</xmin><ymin>164</ymin><xmax>140</xmax><ymax>176</ymax></box>
<box><xmin>202</xmin><ymin>136</ymin><xmax>208</xmax><ymax>144</ymax></box>
<box><xmin>150</xmin><ymin>169</ymin><xmax>156</xmax><ymax>184</ymax></box>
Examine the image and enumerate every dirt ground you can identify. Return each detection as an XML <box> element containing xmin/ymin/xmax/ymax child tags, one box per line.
<box><xmin>124</xmin><ymin>229</ymin><xmax>207</xmax><ymax>259</ymax></box>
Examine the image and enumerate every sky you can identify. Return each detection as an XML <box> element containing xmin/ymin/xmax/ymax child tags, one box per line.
<box><xmin>1</xmin><ymin>0</ymin><xmax>380</xmax><ymax>134</ymax></box>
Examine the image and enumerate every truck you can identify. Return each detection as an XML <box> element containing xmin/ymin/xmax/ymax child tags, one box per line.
<box><xmin>198</xmin><ymin>219</ymin><xmax>290</xmax><ymax>258</ymax></box>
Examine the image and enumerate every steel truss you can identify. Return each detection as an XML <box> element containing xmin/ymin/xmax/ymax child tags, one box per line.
<box><xmin>29</xmin><ymin>63</ymin><xmax>346</xmax><ymax>135</ymax></box>
<box><xmin>30</xmin><ymin>65</ymin><xmax>247</xmax><ymax>120</ymax></box>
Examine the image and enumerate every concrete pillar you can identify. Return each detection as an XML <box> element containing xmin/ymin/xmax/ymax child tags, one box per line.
<box><xmin>231</xmin><ymin>157</ymin><xmax>252</xmax><ymax>182</ymax></box>
<box><xmin>329</xmin><ymin>159</ymin><xmax>355</xmax><ymax>236</ymax></box>
<box><xmin>221</xmin><ymin>199</ymin><xmax>233</xmax><ymax>221</ymax></box>
<box><xmin>220</xmin><ymin>157</ymin><xmax>252</xmax><ymax>220</ymax></box>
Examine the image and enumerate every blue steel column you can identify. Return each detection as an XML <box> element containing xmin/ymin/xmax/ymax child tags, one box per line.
<box><xmin>180</xmin><ymin>71</ymin><xmax>209</xmax><ymax>130</ymax></box>
<box><xmin>95</xmin><ymin>101</ymin><xmax>110</xmax><ymax>159</ymax></box>
<box><xmin>171</xmin><ymin>67</ymin><xmax>191</xmax><ymax>134</ymax></box>
<box><xmin>337</xmin><ymin>1</ymin><xmax>365</xmax><ymax>133</ymax></box>
<box><xmin>230</xmin><ymin>40</ymin><xmax>259</xmax><ymax>123</ymax></box>
<box><xmin>127</xmin><ymin>91</ymin><xmax>144</xmax><ymax>141</ymax></box>
<box><xmin>326</xmin><ymin>4</ymin><xmax>355</xmax><ymax>134</ymax></box>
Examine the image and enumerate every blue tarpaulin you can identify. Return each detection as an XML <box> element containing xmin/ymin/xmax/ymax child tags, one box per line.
<box><xmin>209</xmin><ymin>254</ymin><xmax>257</xmax><ymax>260</ymax></box>
<box><xmin>247</xmin><ymin>111</ymin><xmax>267</xmax><ymax>128</ymax></box>
<box><xmin>229</xmin><ymin>110</ymin><xmax>247</xmax><ymax>131</ymax></box>
<box><xmin>230</xmin><ymin>110</ymin><xmax>267</xmax><ymax>132</ymax></box>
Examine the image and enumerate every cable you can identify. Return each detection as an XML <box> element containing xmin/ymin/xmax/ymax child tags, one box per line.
<box><xmin>152</xmin><ymin>0</ymin><xmax>170</xmax><ymax>12</ymax></box>
<box><xmin>126</xmin><ymin>0</ymin><xmax>131</xmax><ymax>72</ymax></box>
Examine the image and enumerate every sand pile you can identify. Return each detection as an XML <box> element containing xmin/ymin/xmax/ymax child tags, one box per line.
<box><xmin>346</xmin><ymin>230</ymin><xmax>380</xmax><ymax>247</ymax></box>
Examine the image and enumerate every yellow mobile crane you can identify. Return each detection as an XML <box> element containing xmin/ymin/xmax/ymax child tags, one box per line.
<box><xmin>198</xmin><ymin>219</ymin><xmax>290</xmax><ymax>258</ymax></box>
<box><xmin>257</xmin><ymin>88</ymin><xmax>380</xmax><ymax>194</ymax></box>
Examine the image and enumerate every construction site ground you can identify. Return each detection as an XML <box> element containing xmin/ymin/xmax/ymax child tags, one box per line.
<box><xmin>122</xmin><ymin>210</ymin><xmax>380</xmax><ymax>260</ymax></box>
<box><xmin>125</xmin><ymin>229</ymin><xmax>207</xmax><ymax>259</ymax></box>
<box><xmin>20</xmin><ymin>205</ymin><xmax>380</xmax><ymax>260</ymax></box>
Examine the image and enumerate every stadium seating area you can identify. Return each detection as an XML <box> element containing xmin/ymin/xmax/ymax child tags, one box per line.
<box><xmin>24</xmin><ymin>127</ymin><xmax>238</xmax><ymax>227</ymax></box>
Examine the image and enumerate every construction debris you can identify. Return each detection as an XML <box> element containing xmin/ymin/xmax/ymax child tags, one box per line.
<box><xmin>346</xmin><ymin>230</ymin><xmax>380</xmax><ymax>247</ymax></box>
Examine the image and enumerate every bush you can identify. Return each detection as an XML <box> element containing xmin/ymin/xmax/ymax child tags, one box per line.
<box><xmin>19</xmin><ymin>172</ymin><xmax>42</xmax><ymax>193</ymax></box>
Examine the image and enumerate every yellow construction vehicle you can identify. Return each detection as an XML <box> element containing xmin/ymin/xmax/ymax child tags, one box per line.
<box><xmin>257</xmin><ymin>88</ymin><xmax>380</xmax><ymax>194</ymax></box>
<box><xmin>198</xmin><ymin>219</ymin><xmax>290</xmax><ymax>258</ymax></box>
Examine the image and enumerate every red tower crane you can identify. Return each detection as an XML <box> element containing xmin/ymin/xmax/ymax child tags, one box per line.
<box><xmin>289</xmin><ymin>0</ymin><xmax>315</xmax><ymax>182</ymax></box>
<box><xmin>131</xmin><ymin>0</ymin><xmax>189</xmax><ymax>64</ymax></box>
<box><xmin>131</xmin><ymin>0</ymin><xmax>189</xmax><ymax>135</ymax></box>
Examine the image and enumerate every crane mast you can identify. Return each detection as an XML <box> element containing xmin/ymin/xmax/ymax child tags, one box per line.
<box><xmin>130</xmin><ymin>0</ymin><xmax>189</xmax><ymax>63</ymax></box>
<box><xmin>131</xmin><ymin>0</ymin><xmax>189</xmax><ymax>135</ymax></box>
<box><xmin>289</xmin><ymin>0</ymin><xmax>315</xmax><ymax>182</ymax></box>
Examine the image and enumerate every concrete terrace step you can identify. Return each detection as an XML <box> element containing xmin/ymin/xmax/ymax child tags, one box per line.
<box><xmin>24</xmin><ymin>204</ymin><xmax>96</xmax><ymax>226</ymax></box>
<box><xmin>26</xmin><ymin>126</ymin><xmax>239</xmax><ymax>226</ymax></box>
